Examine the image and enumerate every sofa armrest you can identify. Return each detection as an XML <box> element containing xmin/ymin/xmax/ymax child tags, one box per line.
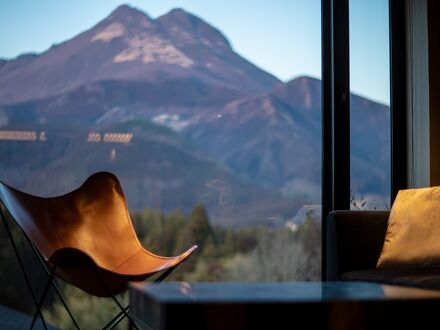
<box><xmin>326</xmin><ymin>210</ymin><xmax>389</xmax><ymax>280</ymax></box>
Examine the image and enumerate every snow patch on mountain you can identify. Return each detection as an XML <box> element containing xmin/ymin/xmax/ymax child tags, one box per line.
<box><xmin>113</xmin><ymin>35</ymin><xmax>194</xmax><ymax>67</ymax></box>
<box><xmin>92</xmin><ymin>23</ymin><xmax>125</xmax><ymax>42</ymax></box>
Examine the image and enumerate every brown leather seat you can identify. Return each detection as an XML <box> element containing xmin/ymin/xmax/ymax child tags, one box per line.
<box><xmin>0</xmin><ymin>172</ymin><xmax>197</xmax><ymax>297</ymax></box>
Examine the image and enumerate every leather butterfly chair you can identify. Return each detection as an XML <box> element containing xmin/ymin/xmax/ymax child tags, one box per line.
<box><xmin>0</xmin><ymin>172</ymin><xmax>197</xmax><ymax>329</ymax></box>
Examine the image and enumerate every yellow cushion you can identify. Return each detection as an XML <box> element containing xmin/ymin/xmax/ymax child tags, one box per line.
<box><xmin>377</xmin><ymin>186</ymin><xmax>440</xmax><ymax>269</ymax></box>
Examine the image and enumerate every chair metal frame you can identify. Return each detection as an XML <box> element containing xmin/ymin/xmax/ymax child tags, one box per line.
<box><xmin>0</xmin><ymin>178</ymin><xmax>192</xmax><ymax>330</ymax></box>
<box><xmin>1</xmin><ymin>205</ymin><xmax>184</xmax><ymax>330</ymax></box>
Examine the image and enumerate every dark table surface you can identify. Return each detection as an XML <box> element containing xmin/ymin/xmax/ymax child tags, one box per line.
<box><xmin>129</xmin><ymin>282</ymin><xmax>440</xmax><ymax>330</ymax></box>
<box><xmin>130</xmin><ymin>281</ymin><xmax>440</xmax><ymax>303</ymax></box>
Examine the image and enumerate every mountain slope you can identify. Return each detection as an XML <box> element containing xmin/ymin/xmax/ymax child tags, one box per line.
<box><xmin>0</xmin><ymin>78</ymin><xmax>246</xmax><ymax>128</ymax></box>
<box><xmin>0</xmin><ymin>74</ymin><xmax>390</xmax><ymax>206</ymax></box>
<box><xmin>0</xmin><ymin>5</ymin><xmax>280</xmax><ymax>105</ymax></box>
<box><xmin>184</xmin><ymin>76</ymin><xmax>390</xmax><ymax>202</ymax></box>
<box><xmin>0</xmin><ymin>120</ymin><xmax>296</xmax><ymax>227</ymax></box>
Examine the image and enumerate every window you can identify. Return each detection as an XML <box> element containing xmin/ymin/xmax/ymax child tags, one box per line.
<box><xmin>349</xmin><ymin>0</ymin><xmax>391</xmax><ymax>210</ymax></box>
<box><xmin>0</xmin><ymin>1</ymin><xmax>322</xmax><ymax>326</ymax></box>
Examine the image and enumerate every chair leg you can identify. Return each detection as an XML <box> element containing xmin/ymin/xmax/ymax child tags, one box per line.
<box><xmin>154</xmin><ymin>265</ymin><xmax>178</xmax><ymax>283</ymax></box>
<box><xmin>30</xmin><ymin>265</ymin><xmax>57</xmax><ymax>329</ymax></box>
<box><xmin>90</xmin><ymin>267</ymin><xmax>139</xmax><ymax>330</ymax></box>
<box><xmin>24</xmin><ymin>236</ymin><xmax>81</xmax><ymax>330</ymax></box>
<box><xmin>0</xmin><ymin>209</ymin><xmax>48</xmax><ymax>330</ymax></box>
<box><xmin>104</xmin><ymin>266</ymin><xmax>178</xmax><ymax>329</ymax></box>
<box><xmin>102</xmin><ymin>306</ymin><xmax>129</xmax><ymax>330</ymax></box>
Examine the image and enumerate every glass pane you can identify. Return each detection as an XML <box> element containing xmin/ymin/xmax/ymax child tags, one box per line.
<box><xmin>0</xmin><ymin>1</ymin><xmax>321</xmax><ymax>326</ymax></box>
<box><xmin>349</xmin><ymin>0</ymin><xmax>391</xmax><ymax>210</ymax></box>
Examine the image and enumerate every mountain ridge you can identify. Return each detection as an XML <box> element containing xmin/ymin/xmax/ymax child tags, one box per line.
<box><xmin>0</xmin><ymin>5</ymin><xmax>280</xmax><ymax>105</ymax></box>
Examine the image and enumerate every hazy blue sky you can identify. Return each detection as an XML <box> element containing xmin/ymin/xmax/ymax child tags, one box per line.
<box><xmin>0</xmin><ymin>0</ymin><xmax>389</xmax><ymax>104</ymax></box>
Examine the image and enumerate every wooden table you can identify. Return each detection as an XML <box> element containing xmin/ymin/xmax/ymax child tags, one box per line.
<box><xmin>129</xmin><ymin>282</ymin><xmax>440</xmax><ymax>330</ymax></box>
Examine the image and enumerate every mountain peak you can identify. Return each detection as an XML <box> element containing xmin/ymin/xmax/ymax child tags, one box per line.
<box><xmin>110</xmin><ymin>4</ymin><xmax>142</xmax><ymax>17</ymax></box>
<box><xmin>106</xmin><ymin>4</ymin><xmax>153</xmax><ymax>25</ymax></box>
<box><xmin>161</xmin><ymin>7</ymin><xmax>203</xmax><ymax>23</ymax></box>
<box><xmin>91</xmin><ymin>4</ymin><xmax>155</xmax><ymax>43</ymax></box>
<box><xmin>285</xmin><ymin>76</ymin><xmax>320</xmax><ymax>90</ymax></box>
<box><xmin>166</xmin><ymin>8</ymin><xmax>191</xmax><ymax>16</ymax></box>
<box><xmin>272</xmin><ymin>76</ymin><xmax>321</xmax><ymax>110</ymax></box>
<box><xmin>157</xmin><ymin>8</ymin><xmax>232</xmax><ymax>51</ymax></box>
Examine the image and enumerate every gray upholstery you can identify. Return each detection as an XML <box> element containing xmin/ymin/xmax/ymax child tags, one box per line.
<box><xmin>326</xmin><ymin>210</ymin><xmax>389</xmax><ymax>280</ymax></box>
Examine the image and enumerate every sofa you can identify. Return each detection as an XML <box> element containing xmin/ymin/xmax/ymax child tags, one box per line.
<box><xmin>326</xmin><ymin>210</ymin><xmax>440</xmax><ymax>289</ymax></box>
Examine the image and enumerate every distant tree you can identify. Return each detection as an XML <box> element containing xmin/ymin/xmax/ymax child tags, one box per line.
<box><xmin>160</xmin><ymin>210</ymin><xmax>186</xmax><ymax>255</ymax></box>
<box><xmin>296</xmin><ymin>217</ymin><xmax>321</xmax><ymax>280</ymax></box>
<box><xmin>350</xmin><ymin>194</ymin><xmax>367</xmax><ymax>210</ymax></box>
<box><xmin>131</xmin><ymin>208</ymin><xmax>168</xmax><ymax>254</ymax></box>
<box><xmin>174</xmin><ymin>204</ymin><xmax>214</xmax><ymax>255</ymax></box>
<box><xmin>130</xmin><ymin>205</ymin><xmax>321</xmax><ymax>283</ymax></box>
<box><xmin>232</xmin><ymin>227</ymin><xmax>262</xmax><ymax>253</ymax></box>
<box><xmin>225</xmin><ymin>228</ymin><xmax>310</xmax><ymax>282</ymax></box>
<box><xmin>219</xmin><ymin>228</ymin><xmax>236</xmax><ymax>256</ymax></box>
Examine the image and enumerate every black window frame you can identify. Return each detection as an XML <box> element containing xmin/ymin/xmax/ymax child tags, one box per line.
<box><xmin>321</xmin><ymin>0</ymin><xmax>408</xmax><ymax>281</ymax></box>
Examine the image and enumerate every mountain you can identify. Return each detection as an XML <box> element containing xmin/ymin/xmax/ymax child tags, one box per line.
<box><xmin>184</xmin><ymin>76</ymin><xmax>390</xmax><ymax>202</ymax></box>
<box><xmin>185</xmin><ymin>78</ymin><xmax>321</xmax><ymax>191</ymax></box>
<box><xmin>0</xmin><ymin>5</ymin><xmax>391</xmax><ymax>226</ymax></box>
<box><xmin>0</xmin><ymin>78</ymin><xmax>246</xmax><ymax>128</ymax></box>
<box><xmin>0</xmin><ymin>5</ymin><xmax>279</xmax><ymax>105</ymax></box>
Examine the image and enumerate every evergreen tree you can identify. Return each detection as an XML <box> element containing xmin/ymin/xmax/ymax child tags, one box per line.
<box><xmin>161</xmin><ymin>210</ymin><xmax>186</xmax><ymax>255</ymax></box>
<box><xmin>175</xmin><ymin>204</ymin><xmax>214</xmax><ymax>255</ymax></box>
